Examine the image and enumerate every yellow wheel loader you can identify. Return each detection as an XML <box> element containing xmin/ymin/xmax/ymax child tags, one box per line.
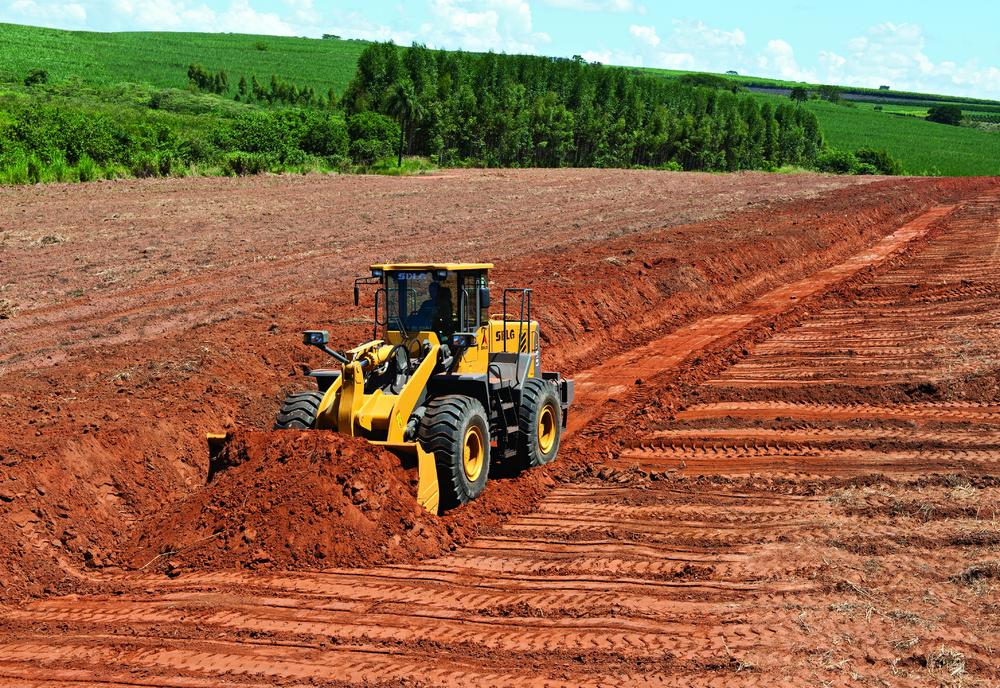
<box><xmin>273</xmin><ymin>263</ymin><xmax>574</xmax><ymax>514</ymax></box>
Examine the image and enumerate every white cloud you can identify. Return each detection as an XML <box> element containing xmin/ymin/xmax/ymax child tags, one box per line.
<box><xmin>416</xmin><ymin>0</ymin><xmax>550</xmax><ymax>54</ymax></box>
<box><xmin>628</xmin><ymin>24</ymin><xmax>658</xmax><ymax>47</ymax></box>
<box><xmin>282</xmin><ymin>0</ymin><xmax>318</xmax><ymax>27</ymax></box>
<box><xmin>757</xmin><ymin>38</ymin><xmax>815</xmax><ymax>82</ymax></box>
<box><xmin>580</xmin><ymin>47</ymin><xmax>644</xmax><ymax>66</ymax></box>
<box><xmin>604</xmin><ymin>19</ymin><xmax>743</xmax><ymax>73</ymax></box>
<box><xmin>5</xmin><ymin>0</ymin><xmax>87</xmax><ymax>24</ymax></box>
<box><xmin>326</xmin><ymin>10</ymin><xmax>416</xmax><ymax>44</ymax></box>
<box><xmin>668</xmin><ymin>19</ymin><xmax>745</xmax><ymax>51</ymax></box>
<box><xmin>105</xmin><ymin>0</ymin><xmax>295</xmax><ymax>34</ymax></box>
<box><xmin>816</xmin><ymin>22</ymin><xmax>1000</xmax><ymax>97</ymax></box>
<box><xmin>541</xmin><ymin>0</ymin><xmax>639</xmax><ymax>12</ymax></box>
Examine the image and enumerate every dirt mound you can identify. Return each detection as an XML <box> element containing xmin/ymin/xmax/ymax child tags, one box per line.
<box><xmin>129</xmin><ymin>431</ymin><xmax>449</xmax><ymax>572</ymax></box>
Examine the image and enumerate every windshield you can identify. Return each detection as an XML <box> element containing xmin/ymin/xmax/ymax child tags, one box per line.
<box><xmin>386</xmin><ymin>271</ymin><xmax>458</xmax><ymax>334</ymax></box>
<box><xmin>383</xmin><ymin>270</ymin><xmax>488</xmax><ymax>336</ymax></box>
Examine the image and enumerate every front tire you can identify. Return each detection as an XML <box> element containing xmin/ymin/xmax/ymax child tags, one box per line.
<box><xmin>517</xmin><ymin>378</ymin><xmax>561</xmax><ymax>468</ymax></box>
<box><xmin>274</xmin><ymin>391</ymin><xmax>323</xmax><ymax>429</ymax></box>
<box><xmin>418</xmin><ymin>395</ymin><xmax>491</xmax><ymax>509</ymax></box>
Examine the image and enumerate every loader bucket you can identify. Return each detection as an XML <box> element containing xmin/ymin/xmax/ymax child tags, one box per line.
<box><xmin>416</xmin><ymin>445</ymin><xmax>440</xmax><ymax>515</ymax></box>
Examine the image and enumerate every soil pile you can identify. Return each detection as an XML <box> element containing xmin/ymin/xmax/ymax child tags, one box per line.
<box><xmin>129</xmin><ymin>431</ymin><xmax>449</xmax><ymax>572</ymax></box>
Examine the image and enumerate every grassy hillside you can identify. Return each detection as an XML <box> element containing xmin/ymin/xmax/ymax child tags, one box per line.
<box><xmin>802</xmin><ymin>100</ymin><xmax>1000</xmax><ymax>176</ymax></box>
<box><xmin>1</xmin><ymin>22</ymin><xmax>999</xmax><ymax>177</ymax></box>
<box><xmin>636</xmin><ymin>65</ymin><xmax>1000</xmax><ymax>109</ymax></box>
<box><xmin>0</xmin><ymin>23</ymin><xmax>367</xmax><ymax>94</ymax></box>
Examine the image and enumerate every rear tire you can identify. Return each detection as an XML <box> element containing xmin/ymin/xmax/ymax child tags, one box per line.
<box><xmin>517</xmin><ymin>378</ymin><xmax>561</xmax><ymax>468</ymax></box>
<box><xmin>418</xmin><ymin>395</ymin><xmax>490</xmax><ymax>509</ymax></box>
<box><xmin>274</xmin><ymin>391</ymin><xmax>323</xmax><ymax>430</ymax></box>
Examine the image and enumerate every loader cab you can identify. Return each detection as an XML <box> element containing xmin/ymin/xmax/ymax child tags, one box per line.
<box><xmin>365</xmin><ymin>263</ymin><xmax>493</xmax><ymax>344</ymax></box>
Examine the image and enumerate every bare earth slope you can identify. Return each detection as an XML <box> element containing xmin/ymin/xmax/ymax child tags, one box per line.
<box><xmin>1</xmin><ymin>171</ymin><xmax>998</xmax><ymax>686</ymax></box>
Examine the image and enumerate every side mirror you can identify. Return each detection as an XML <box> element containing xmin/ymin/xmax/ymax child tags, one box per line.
<box><xmin>479</xmin><ymin>287</ymin><xmax>490</xmax><ymax>309</ymax></box>
<box><xmin>354</xmin><ymin>285</ymin><xmax>360</xmax><ymax>306</ymax></box>
<box><xmin>303</xmin><ymin>330</ymin><xmax>330</xmax><ymax>346</ymax></box>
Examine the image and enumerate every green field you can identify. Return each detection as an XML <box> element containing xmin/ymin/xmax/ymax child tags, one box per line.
<box><xmin>800</xmin><ymin>100</ymin><xmax>1000</xmax><ymax>176</ymax></box>
<box><xmin>0</xmin><ymin>23</ymin><xmax>367</xmax><ymax>94</ymax></box>
<box><xmin>1</xmin><ymin>22</ymin><xmax>999</xmax><ymax>177</ymax></box>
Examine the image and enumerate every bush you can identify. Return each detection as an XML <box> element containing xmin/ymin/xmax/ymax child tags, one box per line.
<box><xmin>300</xmin><ymin>113</ymin><xmax>349</xmax><ymax>157</ymax></box>
<box><xmin>222</xmin><ymin>151</ymin><xmax>272</xmax><ymax>176</ymax></box>
<box><xmin>151</xmin><ymin>88</ymin><xmax>245</xmax><ymax>116</ymax></box>
<box><xmin>789</xmin><ymin>86</ymin><xmax>808</xmax><ymax>102</ymax></box>
<box><xmin>677</xmin><ymin>74</ymin><xmax>737</xmax><ymax>92</ymax></box>
<box><xmin>178</xmin><ymin>133</ymin><xmax>216</xmax><ymax>163</ymax></box>
<box><xmin>817</xmin><ymin>85</ymin><xmax>842</xmax><ymax>103</ymax></box>
<box><xmin>815</xmin><ymin>149</ymin><xmax>858</xmax><ymax>174</ymax></box>
<box><xmin>927</xmin><ymin>105</ymin><xmax>962</xmax><ymax>126</ymax></box>
<box><xmin>855</xmin><ymin>147</ymin><xmax>903</xmax><ymax>175</ymax></box>
<box><xmin>854</xmin><ymin>163</ymin><xmax>880</xmax><ymax>175</ymax></box>
<box><xmin>47</xmin><ymin>152</ymin><xmax>72</xmax><ymax>182</ymax></box>
<box><xmin>26</xmin><ymin>152</ymin><xmax>44</xmax><ymax>184</ymax></box>
<box><xmin>347</xmin><ymin>111</ymin><xmax>399</xmax><ymax>165</ymax></box>
<box><xmin>24</xmin><ymin>68</ymin><xmax>49</xmax><ymax>86</ymax></box>
<box><xmin>76</xmin><ymin>154</ymin><xmax>100</xmax><ymax>182</ymax></box>
<box><xmin>215</xmin><ymin>111</ymin><xmax>294</xmax><ymax>158</ymax></box>
<box><xmin>369</xmin><ymin>156</ymin><xmax>437</xmax><ymax>176</ymax></box>
<box><xmin>0</xmin><ymin>153</ymin><xmax>30</xmax><ymax>185</ymax></box>
<box><xmin>129</xmin><ymin>152</ymin><xmax>175</xmax><ymax>178</ymax></box>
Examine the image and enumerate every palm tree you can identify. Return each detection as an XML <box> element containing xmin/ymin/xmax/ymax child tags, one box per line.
<box><xmin>385</xmin><ymin>81</ymin><xmax>426</xmax><ymax>167</ymax></box>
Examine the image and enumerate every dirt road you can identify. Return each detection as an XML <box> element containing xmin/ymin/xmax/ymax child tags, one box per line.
<box><xmin>1</xmin><ymin>172</ymin><xmax>997</xmax><ymax>686</ymax></box>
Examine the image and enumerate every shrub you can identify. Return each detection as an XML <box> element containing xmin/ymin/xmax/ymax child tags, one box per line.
<box><xmin>47</xmin><ymin>152</ymin><xmax>72</xmax><ymax>182</ymax></box>
<box><xmin>927</xmin><ymin>105</ymin><xmax>962</xmax><ymax>126</ymax></box>
<box><xmin>0</xmin><ymin>154</ymin><xmax>29</xmax><ymax>185</ymax></box>
<box><xmin>129</xmin><ymin>153</ymin><xmax>159</xmax><ymax>178</ymax></box>
<box><xmin>222</xmin><ymin>151</ymin><xmax>272</xmax><ymax>176</ymax></box>
<box><xmin>300</xmin><ymin>113</ymin><xmax>349</xmax><ymax>157</ymax></box>
<box><xmin>76</xmin><ymin>154</ymin><xmax>100</xmax><ymax>182</ymax></box>
<box><xmin>817</xmin><ymin>85</ymin><xmax>842</xmax><ymax>103</ymax></box>
<box><xmin>677</xmin><ymin>74</ymin><xmax>737</xmax><ymax>92</ymax></box>
<box><xmin>789</xmin><ymin>86</ymin><xmax>808</xmax><ymax>102</ymax></box>
<box><xmin>102</xmin><ymin>162</ymin><xmax>129</xmax><ymax>180</ymax></box>
<box><xmin>26</xmin><ymin>152</ymin><xmax>44</xmax><ymax>184</ymax></box>
<box><xmin>347</xmin><ymin>111</ymin><xmax>400</xmax><ymax>165</ymax></box>
<box><xmin>854</xmin><ymin>163</ymin><xmax>880</xmax><ymax>175</ymax></box>
<box><xmin>815</xmin><ymin>149</ymin><xmax>858</xmax><ymax>174</ymax></box>
<box><xmin>216</xmin><ymin>111</ymin><xmax>294</xmax><ymax>158</ymax></box>
<box><xmin>855</xmin><ymin>147</ymin><xmax>903</xmax><ymax>175</ymax></box>
<box><xmin>24</xmin><ymin>68</ymin><xmax>49</xmax><ymax>86</ymax></box>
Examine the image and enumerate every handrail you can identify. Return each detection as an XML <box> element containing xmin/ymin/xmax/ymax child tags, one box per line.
<box><xmin>502</xmin><ymin>288</ymin><xmax>533</xmax><ymax>381</ymax></box>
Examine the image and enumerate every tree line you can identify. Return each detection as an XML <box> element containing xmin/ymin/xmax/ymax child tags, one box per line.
<box><xmin>5</xmin><ymin>40</ymin><xmax>912</xmax><ymax>185</ymax></box>
<box><xmin>341</xmin><ymin>42</ymin><xmax>824</xmax><ymax>171</ymax></box>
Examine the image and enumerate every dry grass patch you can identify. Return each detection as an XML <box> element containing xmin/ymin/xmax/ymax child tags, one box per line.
<box><xmin>0</xmin><ymin>299</ymin><xmax>16</xmax><ymax>319</ymax></box>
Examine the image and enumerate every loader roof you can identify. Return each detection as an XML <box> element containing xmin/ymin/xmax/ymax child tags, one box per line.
<box><xmin>370</xmin><ymin>263</ymin><xmax>494</xmax><ymax>271</ymax></box>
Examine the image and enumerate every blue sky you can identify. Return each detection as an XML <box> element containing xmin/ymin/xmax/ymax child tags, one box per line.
<box><xmin>3</xmin><ymin>0</ymin><xmax>999</xmax><ymax>98</ymax></box>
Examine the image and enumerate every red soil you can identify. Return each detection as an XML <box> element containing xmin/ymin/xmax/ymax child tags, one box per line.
<box><xmin>1</xmin><ymin>170</ymin><xmax>999</xmax><ymax>687</ymax></box>
<box><xmin>0</xmin><ymin>169</ymin><xmax>904</xmax><ymax>600</ymax></box>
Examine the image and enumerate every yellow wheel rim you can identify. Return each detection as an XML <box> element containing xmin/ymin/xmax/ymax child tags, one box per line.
<box><xmin>463</xmin><ymin>425</ymin><xmax>485</xmax><ymax>482</ymax></box>
<box><xmin>538</xmin><ymin>405</ymin><xmax>557</xmax><ymax>454</ymax></box>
